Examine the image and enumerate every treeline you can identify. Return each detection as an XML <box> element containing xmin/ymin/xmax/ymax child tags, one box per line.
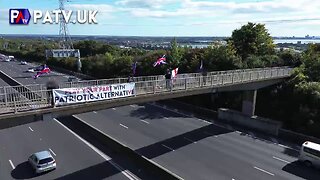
<box><xmin>0</xmin><ymin>22</ymin><xmax>319</xmax><ymax>137</ymax></box>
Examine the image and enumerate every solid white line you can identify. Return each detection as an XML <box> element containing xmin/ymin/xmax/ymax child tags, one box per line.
<box><xmin>49</xmin><ymin>148</ymin><xmax>56</xmax><ymax>156</ymax></box>
<box><xmin>162</xmin><ymin>144</ymin><xmax>175</xmax><ymax>151</ymax></box>
<box><xmin>278</xmin><ymin>144</ymin><xmax>299</xmax><ymax>152</ymax></box>
<box><xmin>53</xmin><ymin>118</ymin><xmax>138</xmax><ymax>180</ymax></box>
<box><xmin>9</xmin><ymin>160</ymin><xmax>15</xmax><ymax>169</ymax></box>
<box><xmin>140</xmin><ymin>120</ymin><xmax>150</xmax><ymax>124</ymax></box>
<box><xmin>272</xmin><ymin>156</ymin><xmax>290</xmax><ymax>164</ymax></box>
<box><xmin>120</xmin><ymin>124</ymin><xmax>129</xmax><ymax>129</ymax></box>
<box><xmin>184</xmin><ymin>137</ymin><xmax>196</xmax><ymax>143</ymax></box>
<box><xmin>253</xmin><ymin>166</ymin><xmax>274</xmax><ymax>176</ymax></box>
<box><xmin>28</xmin><ymin>127</ymin><xmax>34</xmax><ymax>132</ymax></box>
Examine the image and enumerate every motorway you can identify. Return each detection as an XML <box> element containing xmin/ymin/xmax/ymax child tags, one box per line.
<box><xmin>0</xmin><ymin>118</ymin><xmax>147</xmax><ymax>180</ymax></box>
<box><xmin>0</xmin><ymin>60</ymin><xmax>71</xmax><ymax>85</ymax></box>
<box><xmin>0</xmin><ymin>58</ymin><xmax>159</xmax><ymax>179</ymax></box>
<box><xmin>1</xmin><ymin>56</ymin><xmax>320</xmax><ymax>179</ymax></box>
<box><xmin>75</xmin><ymin>104</ymin><xmax>320</xmax><ymax>180</ymax></box>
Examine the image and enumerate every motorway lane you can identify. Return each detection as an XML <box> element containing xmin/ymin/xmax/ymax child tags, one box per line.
<box><xmin>75</xmin><ymin>103</ymin><xmax>320</xmax><ymax>180</ymax></box>
<box><xmin>0</xmin><ymin>120</ymin><xmax>135</xmax><ymax>180</ymax></box>
<box><xmin>76</xmin><ymin>104</ymin><xmax>209</xmax><ymax>150</ymax></box>
<box><xmin>0</xmin><ymin>78</ymin><xmax>10</xmax><ymax>87</ymax></box>
<box><xmin>0</xmin><ymin>60</ymin><xmax>70</xmax><ymax>85</ymax></box>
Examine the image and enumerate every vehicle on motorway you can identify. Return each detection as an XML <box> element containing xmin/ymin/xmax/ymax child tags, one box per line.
<box><xmin>68</xmin><ymin>76</ymin><xmax>79</xmax><ymax>82</ymax></box>
<box><xmin>27</xmin><ymin>67</ymin><xmax>35</xmax><ymax>73</ymax></box>
<box><xmin>28</xmin><ymin>150</ymin><xmax>56</xmax><ymax>174</ymax></box>
<box><xmin>299</xmin><ymin>141</ymin><xmax>320</xmax><ymax>168</ymax></box>
<box><xmin>21</xmin><ymin>61</ymin><xmax>27</xmax><ymax>65</ymax></box>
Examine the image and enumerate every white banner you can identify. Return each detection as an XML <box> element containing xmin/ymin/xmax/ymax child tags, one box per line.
<box><xmin>53</xmin><ymin>83</ymin><xmax>135</xmax><ymax>106</ymax></box>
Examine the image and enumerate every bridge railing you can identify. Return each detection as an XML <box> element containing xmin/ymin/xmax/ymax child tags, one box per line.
<box><xmin>0</xmin><ymin>67</ymin><xmax>293</xmax><ymax>114</ymax></box>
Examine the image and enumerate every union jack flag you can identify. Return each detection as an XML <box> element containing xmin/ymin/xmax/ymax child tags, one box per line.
<box><xmin>153</xmin><ymin>55</ymin><xmax>166</xmax><ymax>67</ymax></box>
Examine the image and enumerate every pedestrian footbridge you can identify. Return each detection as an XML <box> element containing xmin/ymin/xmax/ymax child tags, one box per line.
<box><xmin>0</xmin><ymin>67</ymin><xmax>293</xmax><ymax>122</ymax></box>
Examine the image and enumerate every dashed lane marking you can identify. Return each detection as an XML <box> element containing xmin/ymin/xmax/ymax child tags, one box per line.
<box><xmin>254</xmin><ymin>166</ymin><xmax>274</xmax><ymax>176</ymax></box>
<box><xmin>49</xmin><ymin>148</ymin><xmax>57</xmax><ymax>156</ymax></box>
<box><xmin>120</xmin><ymin>124</ymin><xmax>129</xmax><ymax>129</ymax></box>
<box><xmin>272</xmin><ymin>156</ymin><xmax>290</xmax><ymax>164</ymax></box>
<box><xmin>9</xmin><ymin>160</ymin><xmax>15</xmax><ymax>169</ymax></box>
<box><xmin>140</xmin><ymin>120</ymin><xmax>150</xmax><ymax>124</ymax></box>
<box><xmin>162</xmin><ymin>144</ymin><xmax>175</xmax><ymax>151</ymax></box>
<box><xmin>28</xmin><ymin>127</ymin><xmax>34</xmax><ymax>132</ymax></box>
<box><xmin>184</xmin><ymin>137</ymin><xmax>197</xmax><ymax>143</ymax></box>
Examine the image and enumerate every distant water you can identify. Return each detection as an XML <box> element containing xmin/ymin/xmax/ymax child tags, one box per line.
<box><xmin>184</xmin><ymin>39</ymin><xmax>320</xmax><ymax>48</ymax></box>
<box><xmin>274</xmin><ymin>39</ymin><xmax>320</xmax><ymax>44</ymax></box>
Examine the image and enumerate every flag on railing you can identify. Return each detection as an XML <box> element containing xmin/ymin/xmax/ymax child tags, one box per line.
<box><xmin>171</xmin><ymin>67</ymin><xmax>179</xmax><ymax>79</ymax></box>
<box><xmin>132</xmin><ymin>61</ymin><xmax>137</xmax><ymax>76</ymax></box>
<box><xmin>153</xmin><ymin>55</ymin><xmax>166</xmax><ymax>67</ymax></box>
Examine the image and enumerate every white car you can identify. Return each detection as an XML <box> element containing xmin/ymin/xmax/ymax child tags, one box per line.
<box><xmin>27</xmin><ymin>68</ymin><xmax>35</xmax><ymax>73</ymax></box>
<box><xmin>28</xmin><ymin>150</ymin><xmax>56</xmax><ymax>174</ymax></box>
<box><xmin>21</xmin><ymin>61</ymin><xmax>27</xmax><ymax>65</ymax></box>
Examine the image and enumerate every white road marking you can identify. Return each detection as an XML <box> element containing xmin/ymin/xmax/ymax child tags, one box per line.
<box><xmin>28</xmin><ymin>127</ymin><xmax>34</xmax><ymax>132</ymax></box>
<box><xmin>272</xmin><ymin>156</ymin><xmax>290</xmax><ymax>164</ymax></box>
<box><xmin>162</xmin><ymin>144</ymin><xmax>175</xmax><ymax>151</ymax></box>
<box><xmin>9</xmin><ymin>160</ymin><xmax>15</xmax><ymax>169</ymax></box>
<box><xmin>120</xmin><ymin>124</ymin><xmax>129</xmax><ymax>129</ymax></box>
<box><xmin>253</xmin><ymin>166</ymin><xmax>274</xmax><ymax>176</ymax></box>
<box><xmin>49</xmin><ymin>148</ymin><xmax>57</xmax><ymax>156</ymax></box>
<box><xmin>53</xmin><ymin>118</ymin><xmax>139</xmax><ymax>180</ymax></box>
<box><xmin>112</xmin><ymin>108</ymin><xmax>116</xmax><ymax>110</ymax></box>
<box><xmin>93</xmin><ymin>111</ymin><xmax>97</xmax><ymax>114</ymax></box>
<box><xmin>184</xmin><ymin>137</ymin><xmax>196</xmax><ymax>143</ymax></box>
<box><xmin>140</xmin><ymin>120</ymin><xmax>150</xmax><ymax>124</ymax></box>
<box><xmin>278</xmin><ymin>144</ymin><xmax>299</xmax><ymax>152</ymax></box>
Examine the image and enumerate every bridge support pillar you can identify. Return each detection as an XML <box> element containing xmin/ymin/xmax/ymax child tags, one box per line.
<box><xmin>242</xmin><ymin>90</ymin><xmax>257</xmax><ymax>116</ymax></box>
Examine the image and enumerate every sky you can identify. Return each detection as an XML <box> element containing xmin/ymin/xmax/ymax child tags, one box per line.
<box><xmin>1</xmin><ymin>0</ymin><xmax>320</xmax><ymax>37</ymax></box>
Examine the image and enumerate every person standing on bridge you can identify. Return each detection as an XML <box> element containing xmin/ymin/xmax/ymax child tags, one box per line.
<box><xmin>165</xmin><ymin>69</ymin><xmax>172</xmax><ymax>90</ymax></box>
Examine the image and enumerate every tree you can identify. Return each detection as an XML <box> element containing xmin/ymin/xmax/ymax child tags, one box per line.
<box><xmin>204</xmin><ymin>43</ymin><xmax>242</xmax><ymax>71</ymax></box>
<box><xmin>170</xmin><ymin>37</ymin><xmax>184</xmax><ymax>67</ymax></box>
<box><xmin>229</xmin><ymin>22</ymin><xmax>275</xmax><ymax>61</ymax></box>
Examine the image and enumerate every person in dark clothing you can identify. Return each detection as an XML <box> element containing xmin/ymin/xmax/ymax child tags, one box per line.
<box><xmin>202</xmin><ymin>70</ymin><xmax>208</xmax><ymax>86</ymax></box>
<box><xmin>165</xmin><ymin>69</ymin><xmax>172</xmax><ymax>90</ymax></box>
<box><xmin>46</xmin><ymin>80</ymin><xmax>59</xmax><ymax>106</ymax></box>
